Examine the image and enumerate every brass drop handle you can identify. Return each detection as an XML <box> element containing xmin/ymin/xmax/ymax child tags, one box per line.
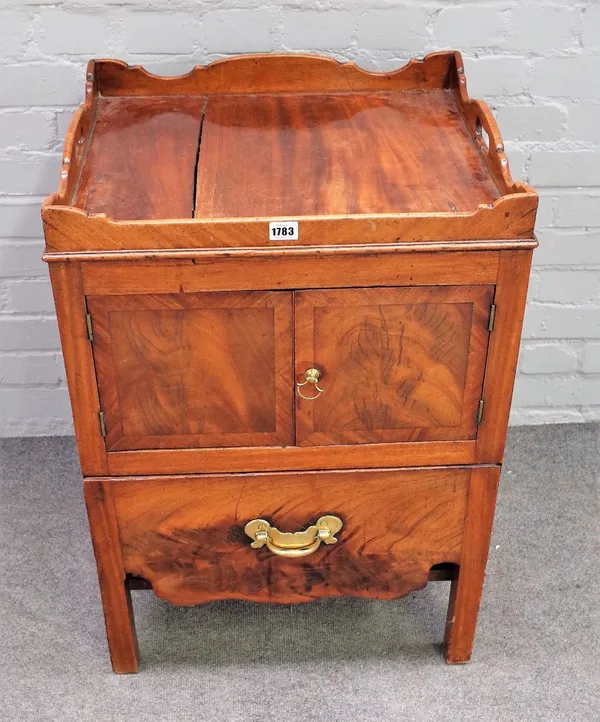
<box><xmin>244</xmin><ymin>515</ymin><xmax>343</xmax><ymax>558</ymax></box>
<box><xmin>297</xmin><ymin>367</ymin><xmax>324</xmax><ymax>400</ymax></box>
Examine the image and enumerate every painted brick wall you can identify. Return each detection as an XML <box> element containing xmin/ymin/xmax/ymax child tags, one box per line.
<box><xmin>0</xmin><ymin>0</ymin><xmax>599</xmax><ymax>435</ymax></box>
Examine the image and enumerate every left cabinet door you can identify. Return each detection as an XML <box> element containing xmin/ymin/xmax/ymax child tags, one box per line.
<box><xmin>87</xmin><ymin>291</ymin><xmax>294</xmax><ymax>451</ymax></box>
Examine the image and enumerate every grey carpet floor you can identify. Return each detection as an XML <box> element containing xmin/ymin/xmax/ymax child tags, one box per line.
<box><xmin>1</xmin><ymin>424</ymin><xmax>599</xmax><ymax>722</ymax></box>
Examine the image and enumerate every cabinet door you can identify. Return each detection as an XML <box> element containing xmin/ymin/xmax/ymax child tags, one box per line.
<box><xmin>88</xmin><ymin>291</ymin><xmax>293</xmax><ymax>451</ymax></box>
<box><xmin>294</xmin><ymin>286</ymin><xmax>493</xmax><ymax>446</ymax></box>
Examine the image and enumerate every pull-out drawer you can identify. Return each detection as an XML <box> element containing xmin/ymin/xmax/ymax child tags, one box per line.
<box><xmin>86</xmin><ymin>466</ymin><xmax>499</xmax><ymax>606</ymax></box>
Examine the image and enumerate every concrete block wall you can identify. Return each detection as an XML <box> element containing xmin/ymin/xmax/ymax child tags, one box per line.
<box><xmin>0</xmin><ymin>0</ymin><xmax>599</xmax><ymax>435</ymax></box>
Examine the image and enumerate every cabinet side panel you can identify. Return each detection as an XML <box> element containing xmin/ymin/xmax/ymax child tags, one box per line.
<box><xmin>476</xmin><ymin>250</ymin><xmax>533</xmax><ymax>462</ymax></box>
<box><xmin>48</xmin><ymin>262</ymin><xmax>107</xmax><ymax>474</ymax></box>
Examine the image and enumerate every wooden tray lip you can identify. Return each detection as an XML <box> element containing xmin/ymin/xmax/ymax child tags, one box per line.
<box><xmin>86</xmin><ymin>50</ymin><xmax>469</xmax><ymax>97</ymax></box>
<box><xmin>41</xmin><ymin>198</ymin><xmax>538</xmax><ymax>254</ymax></box>
<box><xmin>42</xmin><ymin>50</ymin><xmax>538</xmax><ymax>249</ymax></box>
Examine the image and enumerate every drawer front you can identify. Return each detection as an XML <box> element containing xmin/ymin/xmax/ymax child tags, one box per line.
<box><xmin>109</xmin><ymin>467</ymin><xmax>475</xmax><ymax>605</ymax></box>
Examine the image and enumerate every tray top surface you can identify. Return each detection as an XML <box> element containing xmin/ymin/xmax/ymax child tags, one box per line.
<box><xmin>195</xmin><ymin>91</ymin><xmax>500</xmax><ymax>219</ymax></box>
<box><xmin>73</xmin><ymin>90</ymin><xmax>500</xmax><ymax>221</ymax></box>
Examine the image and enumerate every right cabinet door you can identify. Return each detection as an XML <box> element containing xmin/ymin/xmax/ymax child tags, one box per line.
<box><xmin>294</xmin><ymin>285</ymin><xmax>494</xmax><ymax>446</ymax></box>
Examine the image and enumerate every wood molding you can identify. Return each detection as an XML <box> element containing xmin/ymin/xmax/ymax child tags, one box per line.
<box><xmin>42</xmin><ymin>239</ymin><xmax>537</xmax><ymax>264</ymax></box>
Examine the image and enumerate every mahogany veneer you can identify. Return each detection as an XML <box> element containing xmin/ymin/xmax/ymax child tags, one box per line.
<box><xmin>43</xmin><ymin>51</ymin><xmax>537</xmax><ymax>673</ymax></box>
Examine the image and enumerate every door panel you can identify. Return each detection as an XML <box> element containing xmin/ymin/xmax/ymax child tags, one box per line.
<box><xmin>295</xmin><ymin>286</ymin><xmax>493</xmax><ymax>446</ymax></box>
<box><xmin>88</xmin><ymin>291</ymin><xmax>293</xmax><ymax>450</ymax></box>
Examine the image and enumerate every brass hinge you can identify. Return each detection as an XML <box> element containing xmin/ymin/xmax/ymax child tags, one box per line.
<box><xmin>488</xmin><ymin>304</ymin><xmax>496</xmax><ymax>332</ymax></box>
<box><xmin>98</xmin><ymin>410</ymin><xmax>107</xmax><ymax>438</ymax></box>
<box><xmin>476</xmin><ymin>399</ymin><xmax>485</xmax><ymax>425</ymax></box>
<box><xmin>86</xmin><ymin>313</ymin><xmax>94</xmax><ymax>341</ymax></box>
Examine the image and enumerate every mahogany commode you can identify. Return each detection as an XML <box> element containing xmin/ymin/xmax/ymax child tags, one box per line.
<box><xmin>42</xmin><ymin>51</ymin><xmax>538</xmax><ymax>673</ymax></box>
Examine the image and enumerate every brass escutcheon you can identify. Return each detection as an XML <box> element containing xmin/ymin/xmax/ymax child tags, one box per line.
<box><xmin>244</xmin><ymin>515</ymin><xmax>343</xmax><ymax>558</ymax></box>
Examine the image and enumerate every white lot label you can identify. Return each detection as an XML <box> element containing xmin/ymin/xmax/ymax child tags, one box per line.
<box><xmin>269</xmin><ymin>221</ymin><xmax>299</xmax><ymax>241</ymax></box>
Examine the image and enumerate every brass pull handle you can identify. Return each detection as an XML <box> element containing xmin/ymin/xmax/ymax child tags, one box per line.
<box><xmin>297</xmin><ymin>367</ymin><xmax>324</xmax><ymax>400</ymax></box>
<box><xmin>244</xmin><ymin>515</ymin><xmax>343</xmax><ymax>558</ymax></box>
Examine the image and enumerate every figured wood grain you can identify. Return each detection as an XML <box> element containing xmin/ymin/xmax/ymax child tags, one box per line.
<box><xmin>83</xmin><ymin>479</ymin><xmax>139</xmax><ymax>673</ymax></box>
<box><xmin>48</xmin><ymin>262</ymin><xmax>107</xmax><ymax>475</ymax></box>
<box><xmin>87</xmin><ymin>291</ymin><xmax>293</xmax><ymax>451</ymax></box>
<box><xmin>444</xmin><ymin>465</ymin><xmax>500</xmax><ymax>663</ymax></box>
<box><xmin>194</xmin><ymin>91</ymin><xmax>500</xmax><ymax>218</ymax></box>
<box><xmin>109</xmin><ymin>467</ymin><xmax>470</xmax><ymax>605</ymax></box>
<box><xmin>72</xmin><ymin>96</ymin><xmax>204</xmax><ymax>220</ymax></box>
<box><xmin>295</xmin><ymin>286</ymin><xmax>493</xmax><ymax>445</ymax></box>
